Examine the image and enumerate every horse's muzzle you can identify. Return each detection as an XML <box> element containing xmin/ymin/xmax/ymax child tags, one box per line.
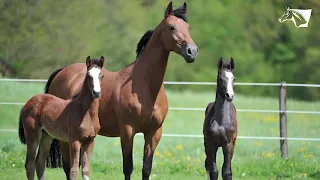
<box><xmin>92</xmin><ymin>90</ymin><xmax>101</xmax><ymax>98</ymax></box>
<box><xmin>183</xmin><ymin>43</ymin><xmax>198</xmax><ymax>63</ymax></box>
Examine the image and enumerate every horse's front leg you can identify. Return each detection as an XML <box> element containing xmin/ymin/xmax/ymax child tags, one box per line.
<box><xmin>204</xmin><ymin>140</ymin><xmax>219</xmax><ymax>180</ymax></box>
<box><xmin>81</xmin><ymin>138</ymin><xmax>95</xmax><ymax>180</ymax></box>
<box><xmin>222</xmin><ymin>141</ymin><xmax>236</xmax><ymax>180</ymax></box>
<box><xmin>69</xmin><ymin>140</ymin><xmax>81</xmax><ymax>180</ymax></box>
<box><xmin>120</xmin><ymin>125</ymin><xmax>135</xmax><ymax>180</ymax></box>
<box><xmin>142</xmin><ymin>127</ymin><xmax>162</xmax><ymax>180</ymax></box>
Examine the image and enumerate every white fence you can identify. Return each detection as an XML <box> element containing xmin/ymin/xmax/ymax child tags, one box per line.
<box><xmin>0</xmin><ymin>78</ymin><xmax>319</xmax><ymax>142</ymax></box>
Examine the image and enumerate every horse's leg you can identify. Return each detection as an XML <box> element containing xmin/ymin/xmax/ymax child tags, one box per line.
<box><xmin>142</xmin><ymin>127</ymin><xmax>162</xmax><ymax>180</ymax></box>
<box><xmin>120</xmin><ymin>125</ymin><xmax>135</xmax><ymax>180</ymax></box>
<box><xmin>222</xmin><ymin>142</ymin><xmax>235</xmax><ymax>180</ymax></box>
<box><xmin>69</xmin><ymin>140</ymin><xmax>81</xmax><ymax>180</ymax></box>
<box><xmin>60</xmin><ymin>142</ymin><xmax>71</xmax><ymax>180</ymax></box>
<box><xmin>80</xmin><ymin>139</ymin><xmax>94</xmax><ymax>180</ymax></box>
<box><xmin>25</xmin><ymin>128</ymin><xmax>41</xmax><ymax>180</ymax></box>
<box><xmin>204</xmin><ymin>140</ymin><xmax>219</xmax><ymax>180</ymax></box>
<box><xmin>36</xmin><ymin>132</ymin><xmax>53</xmax><ymax>180</ymax></box>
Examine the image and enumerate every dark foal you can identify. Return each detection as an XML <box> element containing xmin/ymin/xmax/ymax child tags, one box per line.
<box><xmin>203</xmin><ymin>57</ymin><xmax>238</xmax><ymax>180</ymax></box>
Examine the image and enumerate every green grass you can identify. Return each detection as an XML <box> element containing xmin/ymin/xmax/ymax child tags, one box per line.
<box><xmin>0</xmin><ymin>81</ymin><xmax>320</xmax><ymax>179</ymax></box>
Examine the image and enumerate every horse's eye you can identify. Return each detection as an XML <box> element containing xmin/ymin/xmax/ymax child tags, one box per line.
<box><xmin>169</xmin><ymin>25</ymin><xmax>175</xmax><ymax>31</ymax></box>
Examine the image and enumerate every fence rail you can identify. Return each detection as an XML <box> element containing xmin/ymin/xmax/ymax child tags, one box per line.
<box><xmin>1</xmin><ymin>78</ymin><xmax>320</xmax><ymax>87</ymax></box>
<box><xmin>0</xmin><ymin>129</ymin><xmax>319</xmax><ymax>141</ymax></box>
<box><xmin>1</xmin><ymin>102</ymin><xmax>320</xmax><ymax>114</ymax></box>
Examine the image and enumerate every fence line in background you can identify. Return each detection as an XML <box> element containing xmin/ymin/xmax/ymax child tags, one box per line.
<box><xmin>1</xmin><ymin>129</ymin><xmax>319</xmax><ymax>141</ymax></box>
<box><xmin>0</xmin><ymin>78</ymin><xmax>320</xmax><ymax>87</ymax></box>
<box><xmin>1</xmin><ymin>102</ymin><xmax>319</xmax><ymax>114</ymax></box>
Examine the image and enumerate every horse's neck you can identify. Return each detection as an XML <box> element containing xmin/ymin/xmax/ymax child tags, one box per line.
<box><xmin>214</xmin><ymin>92</ymin><xmax>231</xmax><ymax>125</ymax></box>
<box><xmin>291</xmin><ymin>10</ymin><xmax>307</xmax><ymax>26</ymax></box>
<box><xmin>76</xmin><ymin>78</ymin><xmax>99</xmax><ymax>118</ymax></box>
<box><xmin>132</xmin><ymin>25</ymin><xmax>170</xmax><ymax>95</ymax></box>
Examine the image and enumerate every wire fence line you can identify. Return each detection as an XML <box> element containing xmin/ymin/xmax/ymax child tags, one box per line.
<box><xmin>0</xmin><ymin>129</ymin><xmax>319</xmax><ymax>141</ymax></box>
<box><xmin>0</xmin><ymin>78</ymin><xmax>320</xmax><ymax>87</ymax></box>
<box><xmin>1</xmin><ymin>102</ymin><xmax>319</xmax><ymax>114</ymax></box>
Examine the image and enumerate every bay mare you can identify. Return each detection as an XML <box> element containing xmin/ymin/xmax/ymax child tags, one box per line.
<box><xmin>44</xmin><ymin>2</ymin><xmax>198</xmax><ymax>180</ymax></box>
<box><xmin>203</xmin><ymin>58</ymin><xmax>237</xmax><ymax>180</ymax></box>
<box><xmin>18</xmin><ymin>57</ymin><xmax>104</xmax><ymax>180</ymax></box>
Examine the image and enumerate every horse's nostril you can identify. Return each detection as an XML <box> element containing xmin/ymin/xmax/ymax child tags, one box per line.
<box><xmin>187</xmin><ymin>48</ymin><xmax>192</xmax><ymax>55</ymax></box>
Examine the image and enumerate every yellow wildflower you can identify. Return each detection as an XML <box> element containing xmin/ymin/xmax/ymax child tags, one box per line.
<box><xmin>164</xmin><ymin>150</ymin><xmax>172</xmax><ymax>157</ymax></box>
<box><xmin>266</xmin><ymin>152</ymin><xmax>275</xmax><ymax>157</ymax></box>
<box><xmin>155</xmin><ymin>151</ymin><xmax>160</xmax><ymax>157</ymax></box>
<box><xmin>176</xmin><ymin>144</ymin><xmax>183</xmax><ymax>150</ymax></box>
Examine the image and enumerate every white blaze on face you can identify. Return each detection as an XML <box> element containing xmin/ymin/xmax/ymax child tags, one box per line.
<box><xmin>225</xmin><ymin>71</ymin><xmax>234</xmax><ymax>97</ymax></box>
<box><xmin>88</xmin><ymin>67</ymin><xmax>101</xmax><ymax>93</ymax></box>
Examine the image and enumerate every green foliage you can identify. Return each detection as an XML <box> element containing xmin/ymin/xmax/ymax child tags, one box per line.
<box><xmin>0</xmin><ymin>0</ymin><xmax>319</xmax><ymax>100</ymax></box>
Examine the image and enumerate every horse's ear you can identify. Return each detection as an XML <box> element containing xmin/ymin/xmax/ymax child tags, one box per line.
<box><xmin>181</xmin><ymin>2</ymin><xmax>187</xmax><ymax>15</ymax></box>
<box><xmin>230</xmin><ymin>57</ymin><xmax>235</xmax><ymax>70</ymax></box>
<box><xmin>286</xmin><ymin>7</ymin><xmax>289</xmax><ymax>10</ymax></box>
<box><xmin>218</xmin><ymin>57</ymin><xmax>223</xmax><ymax>69</ymax></box>
<box><xmin>164</xmin><ymin>1</ymin><xmax>173</xmax><ymax>18</ymax></box>
<box><xmin>99</xmin><ymin>56</ymin><xmax>104</xmax><ymax>68</ymax></box>
<box><xmin>86</xmin><ymin>56</ymin><xmax>91</xmax><ymax>68</ymax></box>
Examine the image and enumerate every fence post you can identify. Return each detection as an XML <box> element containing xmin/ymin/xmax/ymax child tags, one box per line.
<box><xmin>279</xmin><ymin>82</ymin><xmax>288</xmax><ymax>159</ymax></box>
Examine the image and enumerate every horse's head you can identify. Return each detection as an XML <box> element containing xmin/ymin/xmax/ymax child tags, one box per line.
<box><xmin>161</xmin><ymin>2</ymin><xmax>198</xmax><ymax>63</ymax></box>
<box><xmin>278</xmin><ymin>7</ymin><xmax>293</xmax><ymax>23</ymax></box>
<box><xmin>217</xmin><ymin>57</ymin><xmax>235</xmax><ymax>102</ymax></box>
<box><xmin>85</xmin><ymin>56</ymin><xmax>104</xmax><ymax>98</ymax></box>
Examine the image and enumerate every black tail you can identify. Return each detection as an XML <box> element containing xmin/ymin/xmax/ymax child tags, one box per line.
<box><xmin>44</xmin><ymin>68</ymin><xmax>63</xmax><ymax>93</ymax></box>
<box><xmin>44</xmin><ymin>68</ymin><xmax>64</xmax><ymax>168</ymax></box>
<box><xmin>18</xmin><ymin>109</ymin><xmax>26</xmax><ymax>144</ymax></box>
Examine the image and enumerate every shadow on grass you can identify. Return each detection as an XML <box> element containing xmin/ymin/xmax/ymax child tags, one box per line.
<box><xmin>310</xmin><ymin>171</ymin><xmax>320</xmax><ymax>179</ymax></box>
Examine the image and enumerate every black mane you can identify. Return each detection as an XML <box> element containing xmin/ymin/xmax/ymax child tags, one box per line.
<box><xmin>135</xmin><ymin>6</ymin><xmax>188</xmax><ymax>57</ymax></box>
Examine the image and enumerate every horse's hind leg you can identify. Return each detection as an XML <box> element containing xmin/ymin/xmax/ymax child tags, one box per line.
<box><xmin>36</xmin><ymin>132</ymin><xmax>53</xmax><ymax>180</ymax></box>
<box><xmin>204</xmin><ymin>140</ymin><xmax>219</xmax><ymax>180</ymax></box>
<box><xmin>25</xmin><ymin>128</ymin><xmax>41</xmax><ymax>180</ymax></box>
<box><xmin>60</xmin><ymin>142</ymin><xmax>71</xmax><ymax>180</ymax></box>
<box><xmin>222</xmin><ymin>141</ymin><xmax>236</xmax><ymax>180</ymax></box>
<box><xmin>142</xmin><ymin>127</ymin><xmax>162</xmax><ymax>180</ymax></box>
<box><xmin>80</xmin><ymin>138</ymin><xmax>95</xmax><ymax>180</ymax></box>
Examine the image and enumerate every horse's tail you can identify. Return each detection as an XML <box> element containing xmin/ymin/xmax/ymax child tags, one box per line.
<box><xmin>44</xmin><ymin>68</ymin><xmax>64</xmax><ymax>168</ymax></box>
<box><xmin>18</xmin><ymin>108</ymin><xmax>26</xmax><ymax>144</ymax></box>
<box><xmin>44</xmin><ymin>68</ymin><xmax>63</xmax><ymax>93</ymax></box>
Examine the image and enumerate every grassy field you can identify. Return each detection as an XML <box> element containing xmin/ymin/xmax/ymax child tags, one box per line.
<box><xmin>0</xmin><ymin>81</ymin><xmax>319</xmax><ymax>180</ymax></box>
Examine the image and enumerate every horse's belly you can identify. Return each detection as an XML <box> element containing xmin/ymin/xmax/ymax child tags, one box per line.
<box><xmin>43</xmin><ymin>126</ymin><xmax>69</xmax><ymax>142</ymax></box>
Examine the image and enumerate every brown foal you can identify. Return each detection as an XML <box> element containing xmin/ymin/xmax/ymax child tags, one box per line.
<box><xmin>44</xmin><ymin>2</ymin><xmax>198</xmax><ymax>180</ymax></box>
<box><xmin>203</xmin><ymin>57</ymin><xmax>238</xmax><ymax>180</ymax></box>
<box><xmin>18</xmin><ymin>56</ymin><xmax>105</xmax><ymax>180</ymax></box>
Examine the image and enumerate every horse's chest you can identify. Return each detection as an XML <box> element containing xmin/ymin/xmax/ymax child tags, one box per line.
<box><xmin>70</xmin><ymin>116</ymin><xmax>100</xmax><ymax>139</ymax></box>
<box><xmin>207</xmin><ymin>119</ymin><xmax>235</xmax><ymax>144</ymax></box>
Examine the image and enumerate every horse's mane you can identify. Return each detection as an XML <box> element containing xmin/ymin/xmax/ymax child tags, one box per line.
<box><xmin>135</xmin><ymin>6</ymin><xmax>188</xmax><ymax>57</ymax></box>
